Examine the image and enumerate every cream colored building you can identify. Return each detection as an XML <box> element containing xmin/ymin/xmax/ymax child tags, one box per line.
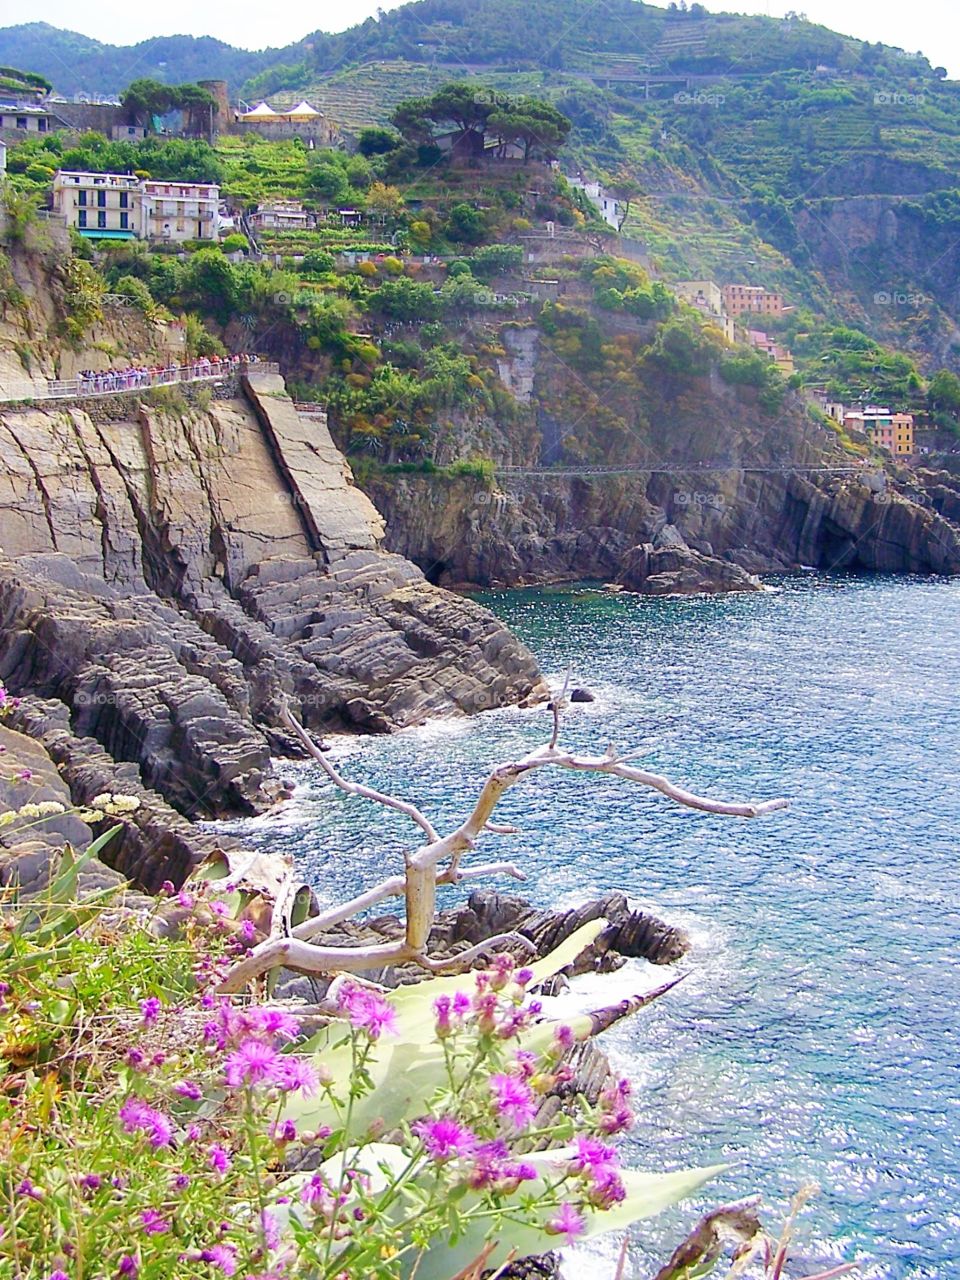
<box><xmin>676</xmin><ymin>280</ymin><xmax>723</xmax><ymax>315</ymax></box>
<box><xmin>140</xmin><ymin>179</ymin><xmax>220</xmax><ymax>243</ymax></box>
<box><xmin>52</xmin><ymin>170</ymin><xmax>142</xmax><ymax>240</ymax></box>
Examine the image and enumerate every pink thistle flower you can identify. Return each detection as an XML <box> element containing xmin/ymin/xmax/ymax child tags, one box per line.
<box><xmin>208</xmin><ymin>1144</ymin><xmax>231</xmax><ymax>1174</ymax></box>
<box><xmin>301</xmin><ymin>1172</ymin><xmax>334</xmax><ymax>1210</ymax></box>
<box><xmin>516</xmin><ymin>967</ymin><xmax>534</xmax><ymax>987</ymax></box>
<box><xmin>223</xmin><ymin>1039</ymin><xmax>284</xmax><ymax>1088</ymax></box>
<box><xmin>570</xmin><ymin>1136</ymin><xmax>619</xmax><ymax>1178</ymax></box>
<box><xmin>275</xmin><ymin>1056</ymin><xmax>318</xmax><ymax>1096</ymax></box>
<box><xmin>140</xmin><ymin>1209</ymin><xmax>167</xmax><ymax>1236</ymax></box>
<box><xmin>254</xmin><ymin>1009</ymin><xmax>300</xmax><ymax>1041</ymax></box>
<box><xmin>271</xmin><ymin>1119</ymin><xmax>297</xmax><ymax>1144</ymax></box>
<box><xmin>260</xmin><ymin>1209</ymin><xmax>280</xmax><ymax>1251</ymax></box>
<box><xmin>80</xmin><ymin>1174</ymin><xmax>102</xmax><ymax>1193</ymax></box>
<box><xmin>177</xmin><ymin>890</ymin><xmax>194</xmax><ymax>909</ymax></box>
<box><xmin>49</xmin><ymin>1271</ymin><xmax>69</xmax><ymax>1280</ymax></box>
<box><xmin>160</xmin><ymin>880</ymin><xmax>175</xmax><ymax>896</ymax></box>
<box><xmin>172</xmin><ymin>1174</ymin><xmax>191</xmax><ymax>1192</ymax></box>
<box><xmin>452</xmin><ymin>991</ymin><xmax>471</xmax><ymax>1017</ymax></box>
<box><xmin>489</xmin><ymin>1073</ymin><xmax>537</xmax><ymax>1129</ymax></box>
<box><xmin>174</xmin><ymin>1080</ymin><xmax>202</xmax><ymax>1100</ymax></box>
<box><xmin>118</xmin><ymin>1098</ymin><xmax>173</xmax><ymax>1148</ymax></box>
<box><xmin>584</xmin><ymin>1166</ymin><xmax>627</xmax><ymax>1210</ymax></box>
<box><xmin>17</xmin><ymin>1178</ymin><xmax>41</xmax><ymax>1200</ymax></box>
<box><xmin>413</xmin><ymin>1116</ymin><xmax>478</xmax><ymax>1162</ymax></box>
<box><xmin>139</xmin><ymin>997</ymin><xmax>161</xmax><ymax>1026</ymax></box>
<box><xmin>197</xmin><ymin>1245</ymin><xmax>237</xmax><ymax>1275</ymax></box>
<box><xmin>433</xmin><ymin>994</ymin><xmax>453</xmax><ymax>1038</ymax></box>
<box><xmin>336</xmin><ymin>983</ymin><xmax>398</xmax><ymax>1040</ymax></box>
<box><xmin>546</xmin><ymin>1201</ymin><xmax>586</xmax><ymax>1244</ymax></box>
<box><xmin>117</xmin><ymin>1257</ymin><xmax>138</xmax><ymax>1278</ymax></box>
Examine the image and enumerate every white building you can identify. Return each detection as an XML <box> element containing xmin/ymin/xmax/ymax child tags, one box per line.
<box><xmin>141</xmin><ymin>179</ymin><xmax>220</xmax><ymax>243</ymax></box>
<box><xmin>567</xmin><ymin>176</ymin><xmax>621</xmax><ymax>230</ymax></box>
<box><xmin>0</xmin><ymin>139</ymin><xmax>6</xmax><ymax>176</ymax></box>
<box><xmin>248</xmin><ymin>200</ymin><xmax>309</xmax><ymax>231</ymax></box>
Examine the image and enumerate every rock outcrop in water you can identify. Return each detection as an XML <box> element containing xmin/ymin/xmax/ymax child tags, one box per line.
<box><xmin>0</xmin><ymin>372</ymin><xmax>545</xmax><ymax>829</ymax></box>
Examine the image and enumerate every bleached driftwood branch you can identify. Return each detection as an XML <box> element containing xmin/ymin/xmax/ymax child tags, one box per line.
<box><xmin>217</xmin><ymin>701</ymin><xmax>788</xmax><ymax>993</ymax></box>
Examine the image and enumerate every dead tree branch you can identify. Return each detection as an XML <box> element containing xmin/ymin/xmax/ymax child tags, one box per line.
<box><xmin>216</xmin><ymin>704</ymin><xmax>788</xmax><ymax>993</ymax></box>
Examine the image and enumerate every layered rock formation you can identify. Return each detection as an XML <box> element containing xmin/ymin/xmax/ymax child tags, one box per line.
<box><xmin>363</xmin><ymin>457</ymin><xmax>960</xmax><ymax>591</ymax></box>
<box><xmin>0</xmin><ymin>373</ymin><xmax>545</xmax><ymax>832</ymax></box>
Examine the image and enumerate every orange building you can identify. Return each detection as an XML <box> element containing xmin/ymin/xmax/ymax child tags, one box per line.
<box><xmin>722</xmin><ymin>284</ymin><xmax>784</xmax><ymax>317</ymax></box>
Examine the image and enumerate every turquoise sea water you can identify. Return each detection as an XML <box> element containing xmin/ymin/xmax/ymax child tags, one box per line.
<box><xmin>219</xmin><ymin>575</ymin><xmax>960</xmax><ymax>1277</ymax></box>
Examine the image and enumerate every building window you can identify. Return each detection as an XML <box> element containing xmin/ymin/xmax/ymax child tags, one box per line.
<box><xmin>98</xmin><ymin>211</ymin><xmax>106</xmax><ymax>229</ymax></box>
<box><xmin>78</xmin><ymin>210</ymin><xmax>87</xmax><ymax>228</ymax></box>
<box><xmin>16</xmin><ymin>117</ymin><xmax>27</xmax><ymax>129</ymax></box>
<box><xmin>120</xmin><ymin>192</ymin><xmax>128</xmax><ymax>209</ymax></box>
<box><xmin>120</xmin><ymin>212</ymin><xmax>129</xmax><ymax>230</ymax></box>
<box><xmin>38</xmin><ymin>117</ymin><xmax>47</xmax><ymax>132</ymax></box>
<box><xmin>78</xmin><ymin>190</ymin><xmax>87</xmax><ymax>206</ymax></box>
<box><xmin>97</xmin><ymin>190</ymin><xmax>106</xmax><ymax>208</ymax></box>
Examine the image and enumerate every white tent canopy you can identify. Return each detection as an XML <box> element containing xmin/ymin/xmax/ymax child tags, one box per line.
<box><xmin>285</xmin><ymin>101</ymin><xmax>322</xmax><ymax>118</ymax></box>
<box><xmin>241</xmin><ymin>101</ymin><xmax>279</xmax><ymax>119</ymax></box>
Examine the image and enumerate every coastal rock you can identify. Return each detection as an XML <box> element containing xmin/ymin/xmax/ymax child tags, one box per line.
<box><xmin>617</xmin><ymin>543</ymin><xmax>764</xmax><ymax>595</ymax></box>
<box><xmin>0</xmin><ymin>380</ymin><xmax>546</xmax><ymax>824</ymax></box>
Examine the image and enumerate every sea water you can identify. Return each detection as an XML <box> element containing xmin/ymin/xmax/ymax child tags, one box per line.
<box><xmin>217</xmin><ymin>575</ymin><xmax>960</xmax><ymax>1277</ymax></box>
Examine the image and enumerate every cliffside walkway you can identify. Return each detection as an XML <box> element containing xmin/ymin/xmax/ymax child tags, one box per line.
<box><xmin>494</xmin><ymin>463</ymin><xmax>868</xmax><ymax>478</ymax></box>
<box><xmin>0</xmin><ymin>360</ymin><xmax>279</xmax><ymax>405</ymax></box>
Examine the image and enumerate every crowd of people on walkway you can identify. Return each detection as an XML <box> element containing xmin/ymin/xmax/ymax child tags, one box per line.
<box><xmin>57</xmin><ymin>354</ymin><xmax>263</xmax><ymax>397</ymax></box>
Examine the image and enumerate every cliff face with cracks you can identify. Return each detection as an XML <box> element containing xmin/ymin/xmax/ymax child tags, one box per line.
<box><xmin>0</xmin><ymin>371</ymin><xmax>545</xmax><ymax>834</ymax></box>
<box><xmin>366</xmin><ymin>464</ymin><xmax>960</xmax><ymax>590</ymax></box>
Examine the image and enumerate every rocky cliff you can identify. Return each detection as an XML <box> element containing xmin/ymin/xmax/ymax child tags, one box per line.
<box><xmin>353</xmin><ymin>325</ymin><xmax>960</xmax><ymax>591</ymax></box>
<box><xmin>0</xmin><ymin>371</ymin><xmax>545</xmax><ymax>834</ymax></box>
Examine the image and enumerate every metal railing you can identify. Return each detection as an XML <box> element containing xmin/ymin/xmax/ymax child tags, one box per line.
<box><xmin>37</xmin><ymin>359</ymin><xmax>278</xmax><ymax>402</ymax></box>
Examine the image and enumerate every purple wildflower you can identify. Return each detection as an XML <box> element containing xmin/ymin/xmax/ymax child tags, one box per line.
<box><xmin>260</xmin><ymin>1209</ymin><xmax>280</xmax><ymax>1252</ymax></box>
<box><xmin>174</xmin><ymin>1080</ymin><xmax>203</xmax><ymax>1100</ymax></box>
<box><xmin>17</xmin><ymin>768</ymin><xmax>33</xmax><ymax>782</ymax></box>
<box><xmin>177</xmin><ymin>890</ymin><xmax>194</xmax><ymax>909</ymax></box>
<box><xmin>172</xmin><ymin>1174</ymin><xmax>191</xmax><ymax>1192</ymax></box>
<box><xmin>434</xmin><ymin>994</ymin><xmax>454</xmax><ymax>1038</ymax></box>
<box><xmin>223</xmin><ymin>1039</ymin><xmax>284</xmax><ymax>1088</ymax></box>
<box><xmin>413</xmin><ymin>1116</ymin><xmax>478</xmax><ymax>1162</ymax></box>
<box><xmin>452</xmin><ymin>991</ymin><xmax>471</xmax><ymax>1017</ymax></box>
<box><xmin>546</xmin><ymin>1201</ymin><xmax>586</xmax><ymax>1244</ymax></box>
<box><xmin>253</xmin><ymin>1009</ymin><xmax>300</xmax><ymax>1041</ymax></box>
<box><xmin>49</xmin><ymin>1271</ymin><xmax>69</xmax><ymax>1280</ymax></box>
<box><xmin>301</xmin><ymin>1172</ymin><xmax>334</xmax><ymax>1210</ymax></box>
<box><xmin>271</xmin><ymin>1119</ymin><xmax>297</xmax><ymax>1144</ymax></box>
<box><xmin>208</xmin><ymin>1144</ymin><xmax>231</xmax><ymax>1174</ymax></box>
<box><xmin>139</xmin><ymin>996</ymin><xmax>161</xmax><ymax>1026</ymax></box>
<box><xmin>17</xmin><ymin>1178</ymin><xmax>41</xmax><ymax>1200</ymax></box>
<box><xmin>80</xmin><ymin>1174</ymin><xmax>102</xmax><ymax>1193</ymax></box>
<box><xmin>570</xmin><ymin>1136</ymin><xmax>619</xmax><ymax>1176</ymax></box>
<box><xmin>275</xmin><ymin>1055</ymin><xmax>318</xmax><ymax>1096</ymax></box>
<box><xmin>490</xmin><ymin>1073</ymin><xmax>537</xmax><ymax>1129</ymax></box>
<box><xmin>197</xmin><ymin>1245</ymin><xmax>237</xmax><ymax>1275</ymax></box>
<box><xmin>117</xmin><ymin>1258</ymin><xmax>138</xmax><ymax>1278</ymax></box>
<box><xmin>118</xmin><ymin>1098</ymin><xmax>173</xmax><ymax>1148</ymax></box>
<box><xmin>160</xmin><ymin>880</ymin><xmax>175</xmax><ymax>896</ymax></box>
<box><xmin>140</xmin><ymin>1209</ymin><xmax>168</xmax><ymax>1236</ymax></box>
<box><xmin>336</xmin><ymin>983</ymin><xmax>398</xmax><ymax>1040</ymax></box>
